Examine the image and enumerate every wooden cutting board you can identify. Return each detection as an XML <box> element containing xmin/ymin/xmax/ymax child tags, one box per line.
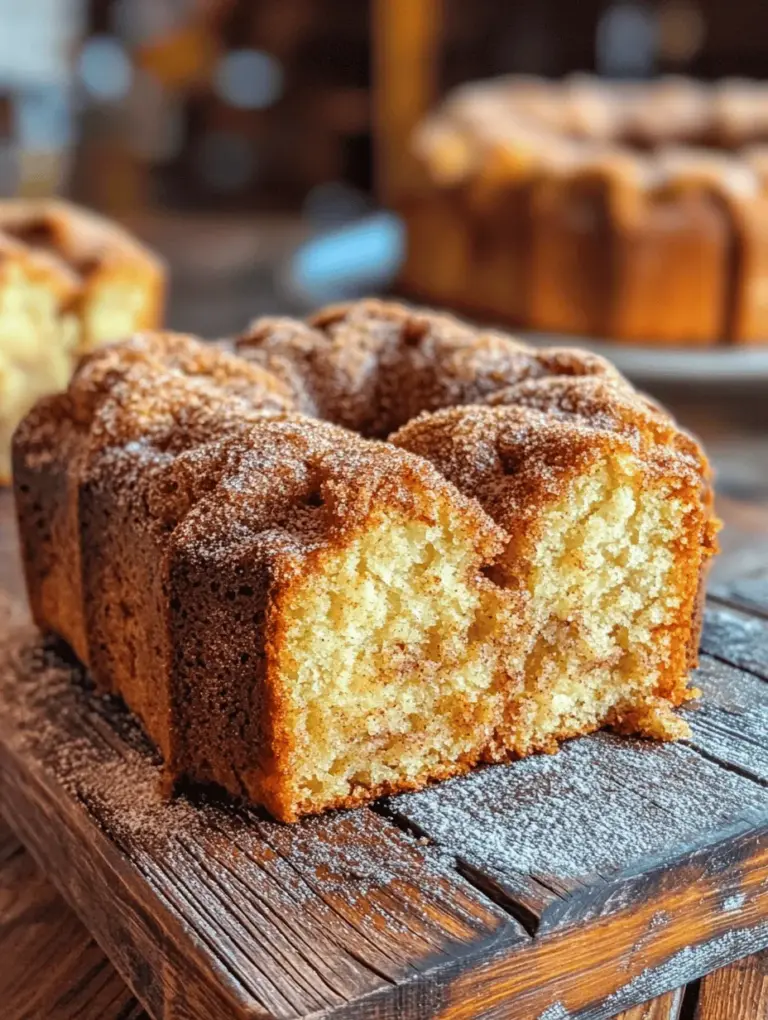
<box><xmin>1</xmin><ymin>489</ymin><xmax>767</xmax><ymax>1020</ymax></box>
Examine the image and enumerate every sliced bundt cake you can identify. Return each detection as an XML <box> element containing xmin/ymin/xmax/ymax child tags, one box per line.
<box><xmin>13</xmin><ymin>301</ymin><xmax>719</xmax><ymax>820</ymax></box>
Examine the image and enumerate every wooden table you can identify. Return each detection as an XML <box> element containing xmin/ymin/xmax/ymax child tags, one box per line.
<box><xmin>1</xmin><ymin>328</ymin><xmax>767</xmax><ymax>1018</ymax></box>
<box><xmin>1</xmin><ymin>487</ymin><xmax>767</xmax><ymax>1020</ymax></box>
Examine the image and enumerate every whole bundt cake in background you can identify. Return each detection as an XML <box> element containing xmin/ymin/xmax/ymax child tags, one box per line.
<box><xmin>400</xmin><ymin>75</ymin><xmax>768</xmax><ymax>346</ymax></box>
<box><xmin>13</xmin><ymin>300</ymin><xmax>720</xmax><ymax>822</ymax></box>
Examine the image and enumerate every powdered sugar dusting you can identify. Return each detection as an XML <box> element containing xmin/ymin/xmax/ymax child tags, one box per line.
<box><xmin>0</xmin><ymin>624</ymin><xmax>200</xmax><ymax>847</ymax></box>
<box><xmin>685</xmin><ymin>656</ymin><xmax>768</xmax><ymax>784</ymax></box>
<box><xmin>723</xmin><ymin>893</ymin><xmax>746</xmax><ymax>912</ymax></box>
<box><xmin>0</xmin><ymin>620</ymin><xmax>504</xmax><ymax>939</ymax></box>
<box><xmin>537</xmin><ymin>1003</ymin><xmax>573</xmax><ymax>1020</ymax></box>
<box><xmin>702</xmin><ymin>604</ymin><xmax>768</xmax><ymax>678</ymax></box>
<box><xmin>394</xmin><ymin>732</ymin><xmax>768</xmax><ymax>882</ymax></box>
<box><xmin>601</xmin><ymin>921</ymin><xmax>768</xmax><ymax>1018</ymax></box>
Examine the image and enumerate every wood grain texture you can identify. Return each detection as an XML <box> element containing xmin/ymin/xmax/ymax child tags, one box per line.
<box><xmin>391</xmin><ymin>724</ymin><xmax>768</xmax><ymax>932</ymax></box>
<box><xmin>2</xmin><ymin>491</ymin><xmax>768</xmax><ymax>1019</ymax></box>
<box><xmin>0</xmin><ymin>817</ymin><xmax>147</xmax><ymax>1020</ymax></box>
<box><xmin>701</xmin><ymin>603</ymin><xmax>768</xmax><ymax>680</ymax></box>
<box><xmin>685</xmin><ymin>655</ymin><xmax>768</xmax><ymax>784</ymax></box>
<box><xmin>696</xmin><ymin>950</ymin><xmax>768</xmax><ymax>1019</ymax></box>
<box><xmin>2</xmin><ymin>626</ymin><xmax>768</xmax><ymax>1019</ymax></box>
<box><xmin>614</xmin><ymin>988</ymin><xmax>683</xmax><ymax>1020</ymax></box>
<box><xmin>0</xmin><ymin>817</ymin><xmax>700</xmax><ymax>1020</ymax></box>
<box><xmin>0</xmin><ymin>625</ymin><xmax>522</xmax><ymax>1020</ymax></box>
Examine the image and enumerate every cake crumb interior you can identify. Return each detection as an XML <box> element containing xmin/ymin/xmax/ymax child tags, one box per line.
<box><xmin>278</xmin><ymin>510</ymin><xmax>508</xmax><ymax>813</ymax></box>
<box><xmin>274</xmin><ymin>452</ymin><xmax>698</xmax><ymax>814</ymax></box>
<box><xmin>505</xmin><ymin>454</ymin><xmax>694</xmax><ymax>752</ymax></box>
<box><xmin>0</xmin><ymin>264</ymin><xmax>79</xmax><ymax>480</ymax></box>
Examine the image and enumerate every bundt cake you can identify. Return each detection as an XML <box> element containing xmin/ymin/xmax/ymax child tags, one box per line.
<box><xmin>13</xmin><ymin>300</ymin><xmax>719</xmax><ymax>822</ymax></box>
<box><xmin>401</xmin><ymin>75</ymin><xmax>768</xmax><ymax>346</ymax></box>
<box><xmin>0</xmin><ymin>199</ymin><xmax>165</xmax><ymax>485</ymax></box>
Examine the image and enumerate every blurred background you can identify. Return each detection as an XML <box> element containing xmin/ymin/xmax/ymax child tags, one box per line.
<box><xmin>0</xmin><ymin>0</ymin><xmax>765</xmax><ymax>505</ymax></box>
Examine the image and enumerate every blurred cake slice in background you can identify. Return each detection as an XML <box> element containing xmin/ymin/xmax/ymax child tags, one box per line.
<box><xmin>0</xmin><ymin>199</ymin><xmax>165</xmax><ymax>483</ymax></box>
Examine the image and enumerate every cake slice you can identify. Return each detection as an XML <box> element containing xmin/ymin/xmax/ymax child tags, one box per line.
<box><xmin>14</xmin><ymin>332</ymin><xmax>516</xmax><ymax>822</ymax></box>
<box><xmin>158</xmin><ymin>421</ymin><xmax>512</xmax><ymax>820</ymax></box>
<box><xmin>391</xmin><ymin>380</ymin><xmax>718</xmax><ymax>754</ymax></box>
<box><xmin>0</xmin><ymin>199</ymin><xmax>165</xmax><ymax>483</ymax></box>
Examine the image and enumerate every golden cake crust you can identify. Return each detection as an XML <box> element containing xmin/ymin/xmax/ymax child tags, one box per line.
<box><xmin>151</xmin><ymin>417</ymin><xmax>505</xmax><ymax>820</ymax></box>
<box><xmin>239</xmin><ymin>298</ymin><xmax>626</xmax><ymax>438</ymax></box>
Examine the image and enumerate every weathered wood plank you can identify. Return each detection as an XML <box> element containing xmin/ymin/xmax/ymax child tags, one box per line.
<box><xmin>0</xmin><ymin>817</ymin><xmax>148</xmax><ymax>1020</ymax></box>
<box><xmin>709</xmin><ymin>494</ymin><xmax>768</xmax><ymax>597</ymax></box>
<box><xmin>685</xmin><ymin>655</ymin><xmax>768</xmax><ymax>785</ymax></box>
<box><xmin>330</xmin><ymin>834</ymin><xmax>768</xmax><ymax>1019</ymax></box>
<box><xmin>701</xmin><ymin>604</ymin><xmax>768</xmax><ymax>680</ymax></box>
<box><xmin>3</xmin><ymin>627</ymin><xmax>768</xmax><ymax>1019</ymax></box>
<box><xmin>613</xmin><ymin>987</ymin><xmax>683</xmax><ymax>1020</ymax></box>
<box><xmin>391</xmin><ymin>727</ymin><xmax>768</xmax><ymax>932</ymax></box>
<box><xmin>710</xmin><ymin>576</ymin><xmax>768</xmax><ymax>619</ymax></box>
<box><xmin>0</xmin><ymin>829</ymin><xmax>704</xmax><ymax>1020</ymax></box>
<box><xmin>696</xmin><ymin>950</ymin><xmax>767</xmax><ymax>1019</ymax></box>
<box><xmin>0</xmin><ymin>625</ymin><xmax>521</xmax><ymax>1020</ymax></box>
<box><xmin>3</xmin><ymin>477</ymin><xmax>768</xmax><ymax>1019</ymax></box>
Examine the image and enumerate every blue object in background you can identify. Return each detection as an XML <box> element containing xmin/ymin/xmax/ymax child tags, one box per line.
<box><xmin>286</xmin><ymin>212</ymin><xmax>405</xmax><ymax>307</ymax></box>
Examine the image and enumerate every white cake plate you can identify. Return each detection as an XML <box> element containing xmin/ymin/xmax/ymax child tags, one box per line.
<box><xmin>521</xmin><ymin>332</ymin><xmax>768</xmax><ymax>385</ymax></box>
